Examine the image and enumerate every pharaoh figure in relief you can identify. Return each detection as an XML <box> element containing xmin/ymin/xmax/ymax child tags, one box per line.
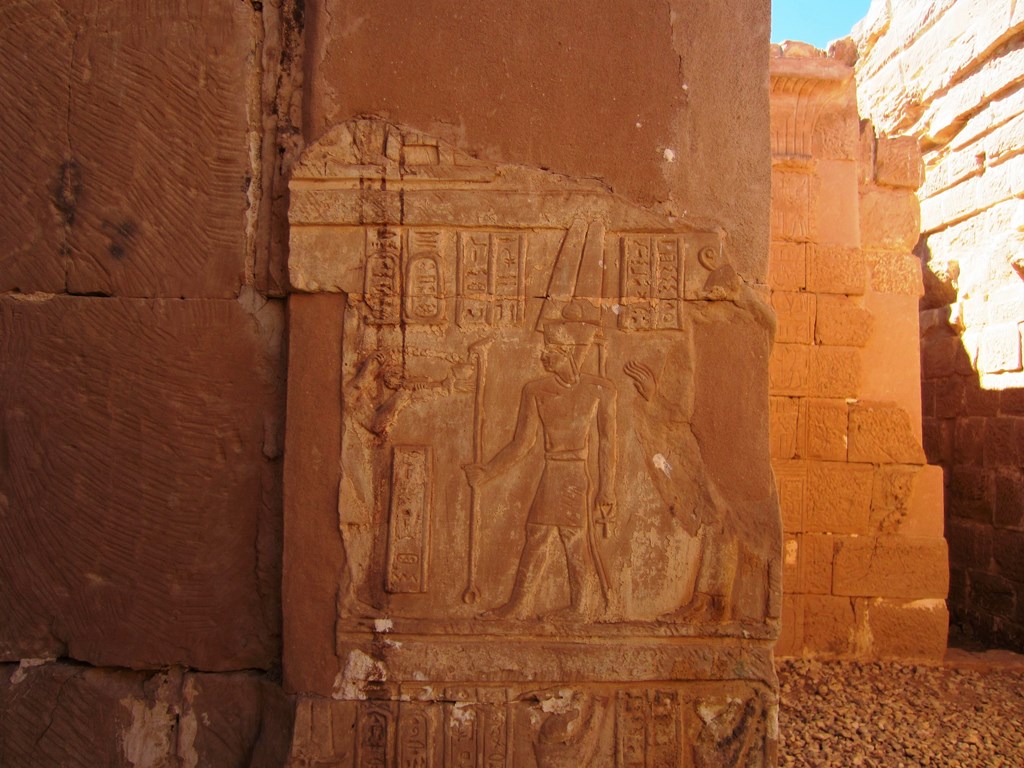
<box><xmin>286</xmin><ymin>119</ymin><xmax>781</xmax><ymax>767</ymax></box>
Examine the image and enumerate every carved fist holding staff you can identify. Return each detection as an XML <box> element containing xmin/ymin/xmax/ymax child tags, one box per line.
<box><xmin>464</xmin><ymin>304</ymin><xmax>617</xmax><ymax>621</ymax></box>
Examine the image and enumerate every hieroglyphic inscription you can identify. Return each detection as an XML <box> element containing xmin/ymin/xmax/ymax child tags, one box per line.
<box><xmin>456</xmin><ymin>232</ymin><xmax>526</xmax><ymax>328</ymax></box>
<box><xmin>357</xmin><ymin>704</ymin><xmax>394</xmax><ymax>767</ymax></box>
<box><xmin>618</xmin><ymin>236</ymin><xmax>684</xmax><ymax>331</ymax></box>
<box><xmin>365</xmin><ymin>228</ymin><xmax>403</xmax><ymax>325</ymax></box>
<box><xmin>478</xmin><ymin>688</ymin><xmax>509</xmax><ymax>768</ymax></box>
<box><xmin>405</xmin><ymin>229</ymin><xmax>446</xmax><ymax>324</ymax></box>
<box><xmin>445</xmin><ymin>689</ymin><xmax>479</xmax><ymax>768</ymax></box>
<box><xmin>398</xmin><ymin>703</ymin><xmax>434</xmax><ymax>767</ymax></box>
<box><xmin>774</xmin><ymin>462</ymin><xmax>808</xmax><ymax>532</ymax></box>
<box><xmin>771</xmin><ymin>171</ymin><xmax>812</xmax><ymax>243</ymax></box>
<box><xmin>649</xmin><ymin>691</ymin><xmax>680</xmax><ymax>768</ymax></box>
<box><xmin>617</xmin><ymin>692</ymin><xmax>648</xmax><ymax>768</ymax></box>
<box><xmin>615</xmin><ymin>690</ymin><xmax>683</xmax><ymax>768</ymax></box>
<box><xmin>288</xmin><ymin>684</ymin><xmax>770</xmax><ymax>767</ymax></box>
<box><xmin>386</xmin><ymin>446</ymin><xmax>432</xmax><ymax>593</ymax></box>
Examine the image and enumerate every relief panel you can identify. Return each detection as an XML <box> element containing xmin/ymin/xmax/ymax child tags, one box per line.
<box><xmin>286</xmin><ymin>119</ymin><xmax>779</xmax><ymax>768</ymax></box>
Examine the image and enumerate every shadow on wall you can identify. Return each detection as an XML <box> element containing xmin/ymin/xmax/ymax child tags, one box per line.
<box><xmin>918</xmin><ymin>238</ymin><xmax>1024</xmax><ymax>652</ymax></box>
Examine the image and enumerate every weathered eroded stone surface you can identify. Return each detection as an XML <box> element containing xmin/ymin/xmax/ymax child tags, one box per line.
<box><xmin>0</xmin><ymin>662</ymin><xmax>293</xmax><ymax>768</ymax></box>
<box><xmin>0</xmin><ymin>295</ymin><xmax>283</xmax><ymax>670</ymax></box>
<box><xmin>856</xmin><ymin>0</ymin><xmax>1024</xmax><ymax>651</ymax></box>
<box><xmin>282</xmin><ymin>119</ymin><xmax>781</xmax><ymax>766</ymax></box>
<box><xmin>769</xmin><ymin>44</ymin><xmax>948</xmax><ymax>662</ymax></box>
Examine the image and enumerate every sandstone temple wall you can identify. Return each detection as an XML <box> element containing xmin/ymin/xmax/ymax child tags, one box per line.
<box><xmin>769</xmin><ymin>42</ymin><xmax>949</xmax><ymax>662</ymax></box>
<box><xmin>1</xmin><ymin>1</ymin><xmax>784</xmax><ymax>766</ymax></box>
<box><xmin>0</xmin><ymin>1</ymin><xmax>301</xmax><ymax>763</ymax></box>
<box><xmin>854</xmin><ymin>0</ymin><xmax>1024</xmax><ymax>650</ymax></box>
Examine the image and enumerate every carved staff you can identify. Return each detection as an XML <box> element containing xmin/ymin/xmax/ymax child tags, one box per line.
<box><xmin>462</xmin><ymin>336</ymin><xmax>492</xmax><ymax>604</ymax></box>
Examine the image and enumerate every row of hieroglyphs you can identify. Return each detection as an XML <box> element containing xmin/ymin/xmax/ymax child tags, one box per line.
<box><xmin>289</xmin><ymin>683</ymin><xmax>770</xmax><ymax>768</ymax></box>
<box><xmin>362</xmin><ymin>227</ymin><xmax>686</xmax><ymax>332</ymax></box>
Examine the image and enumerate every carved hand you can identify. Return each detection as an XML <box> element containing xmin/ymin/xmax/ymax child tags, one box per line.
<box><xmin>623</xmin><ymin>360</ymin><xmax>656</xmax><ymax>401</ymax></box>
<box><xmin>463</xmin><ymin>463</ymin><xmax>487</xmax><ymax>488</ymax></box>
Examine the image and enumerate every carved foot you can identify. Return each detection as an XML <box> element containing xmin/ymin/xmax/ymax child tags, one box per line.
<box><xmin>340</xmin><ymin>595</ymin><xmax>379</xmax><ymax>618</ymax></box>
<box><xmin>544</xmin><ymin>604</ymin><xmax>590</xmax><ymax>623</ymax></box>
<box><xmin>658</xmin><ymin>592</ymin><xmax>728</xmax><ymax>623</ymax></box>
<box><xmin>481</xmin><ymin>602</ymin><xmax>532</xmax><ymax>621</ymax></box>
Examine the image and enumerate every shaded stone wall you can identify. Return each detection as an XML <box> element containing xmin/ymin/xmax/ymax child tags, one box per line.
<box><xmin>769</xmin><ymin>43</ymin><xmax>949</xmax><ymax>661</ymax></box>
<box><xmin>855</xmin><ymin>0</ymin><xmax>1024</xmax><ymax>650</ymax></box>
<box><xmin>0</xmin><ymin>1</ymin><xmax>301</xmax><ymax>763</ymax></box>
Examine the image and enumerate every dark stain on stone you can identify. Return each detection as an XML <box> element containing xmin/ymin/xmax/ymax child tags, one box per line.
<box><xmin>53</xmin><ymin>160</ymin><xmax>82</xmax><ymax>227</ymax></box>
<box><xmin>102</xmin><ymin>218</ymin><xmax>138</xmax><ymax>260</ymax></box>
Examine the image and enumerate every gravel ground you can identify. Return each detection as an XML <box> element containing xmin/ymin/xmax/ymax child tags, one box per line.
<box><xmin>777</xmin><ymin>652</ymin><xmax>1024</xmax><ymax>767</ymax></box>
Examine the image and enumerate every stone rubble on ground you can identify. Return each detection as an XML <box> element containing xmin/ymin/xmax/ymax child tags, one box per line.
<box><xmin>778</xmin><ymin>657</ymin><xmax>1024</xmax><ymax>767</ymax></box>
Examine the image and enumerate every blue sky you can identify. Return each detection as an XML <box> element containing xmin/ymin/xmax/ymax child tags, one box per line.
<box><xmin>772</xmin><ymin>0</ymin><xmax>873</xmax><ymax>48</ymax></box>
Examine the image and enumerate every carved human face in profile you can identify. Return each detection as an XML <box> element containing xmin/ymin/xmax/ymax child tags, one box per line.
<box><xmin>540</xmin><ymin>343</ymin><xmax>575</xmax><ymax>382</ymax></box>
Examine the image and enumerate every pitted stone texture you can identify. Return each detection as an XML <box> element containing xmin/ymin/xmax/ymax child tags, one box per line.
<box><xmin>0</xmin><ymin>663</ymin><xmax>292</xmax><ymax>768</ymax></box>
<box><xmin>0</xmin><ymin>0</ymin><xmax>256</xmax><ymax>298</ymax></box>
<box><xmin>0</xmin><ymin>295</ymin><xmax>283</xmax><ymax>670</ymax></box>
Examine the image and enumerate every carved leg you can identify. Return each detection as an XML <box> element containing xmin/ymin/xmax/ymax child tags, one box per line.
<box><xmin>484</xmin><ymin>524</ymin><xmax>553</xmax><ymax>620</ymax></box>
<box><xmin>547</xmin><ymin>526</ymin><xmax>591</xmax><ymax>621</ymax></box>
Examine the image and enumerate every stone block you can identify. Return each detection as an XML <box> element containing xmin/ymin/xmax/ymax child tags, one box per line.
<box><xmin>954</xmin><ymin>417</ymin><xmax>986</xmax><ymax>467</ymax></box>
<box><xmin>867</xmin><ymin>251</ymin><xmax>924</xmax><ymax>295</ymax></box>
<box><xmin>994</xmin><ymin>469</ymin><xmax>1024</xmax><ymax>529</ymax></box>
<box><xmin>902</xmin><ymin>464</ymin><xmax>946</xmax><ymax>539</ymax></box>
<box><xmin>802</xmin><ymin>533</ymin><xmax>835</xmax><ymax>595</ymax></box>
<box><xmin>775</xmin><ymin>594</ymin><xmax>803</xmax><ymax>657</ymax></box>
<box><xmin>870</xmin><ymin>465</ymin><xmax>919</xmax><ymax>533</ymax></box>
<box><xmin>783</xmin><ymin>535</ymin><xmax>801</xmax><ymax>593</ymax></box>
<box><xmin>967</xmin><ymin>571</ymin><xmax>1018</xmax><ymax>617</ymax></box>
<box><xmin>922</xmin><ymin>417</ymin><xmax>954</xmax><ymax>465</ymax></box>
<box><xmin>812</xmin><ymin>93</ymin><xmax>861</xmax><ymax>162</ymax></box>
<box><xmin>0</xmin><ymin>663</ymin><xmax>292</xmax><ymax>767</ymax></box>
<box><xmin>848</xmin><ymin>402</ymin><xmax>927</xmax><ymax>464</ymax></box>
<box><xmin>768</xmin><ymin>242</ymin><xmax>807</xmax><ymax>290</ymax></box>
<box><xmin>0</xmin><ymin>295</ymin><xmax>282</xmax><ymax>669</ymax></box>
<box><xmin>963</xmin><ymin>380</ymin><xmax>1001</xmax><ymax>418</ymax></box>
<box><xmin>815</xmin><ymin>294</ymin><xmax>872</xmax><ymax>346</ymax></box>
<box><xmin>774</xmin><ymin>460</ymin><xmax>809</xmax><ymax>532</ymax></box>
<box><xmin>860</xmin><ymin>185</ymin><xmax>920</xmax><ymax>252</ymax></box>
<box><xmin>799</xmin><ymin>398</ymin><xmax>848</xmax><ymax>461</ymax></box>
<box><xmin>806</xmin><ymin>462</ymin><xmax>873</xmax><ymax>534</ymax></box>
<box><xmin>66</xmin><ymin>1</ymin><xmax>254</xmax><ymax>298</ymax></box>
<box><xmin>874</xmin><ymin>136</ymin><xmax>923</xmax><ymax>190</ymax></box>
<box><xmin>0</xmin><ymin>2</ymin><xmax>72</xmax><ymax>293</ymax></box>
<box><xmin>772</xmin><ymin>291</ymin><xmax>816</xmax><ymax>344</ymax></box>
<box><xmin>802</xmin><ymin>594</ymin><xmax>856</xmax><ymax>656</ymax></box>
<box><xmin>809</xmin><ymin>346</ymin><xmax>862</xmax><ymax>398</ymax></box>
<box><xmin>772</xmin><ymin>168</ymin><xmax>818</xmax><ymax>243</ymax></box>
<box><xmin>948</xmin><ymin>518</ymin><xmax>994</xmax><ymax>570</ymax></box>
<box><xmin>984</xmin><ymin>417</ymin><xmax>1020</xmax><ymax>468</ymax></box>
<box><xmin>1000</xmin><ymin>387</ymin><xmax>1024</xmax><ymax>415</ymax></box>
<box><xmin>984</xmin><ymin>284</ymin><xmax>1024</xmax><ymax>326</ymax></box>
<box><xmin>949</xmin><ymin>465</ymin><xmax>994</xmax><ymax>522</ymax></box>
<box><xmin>770</xmin><ymin>396</ymin><xmax>800</xmax><ymax>459</ymax></box>
<box><xmin>866</xmin><ymin>599</ymin><xmax>948</xmax><ymax>661</ymax></box>
<box><xmin>833</xmin><ymin>536</ymin><xmax>949</xmax><ymax>599</ymax></box>
<box><xmin>769</xmin><ymin>344</ymin><xmax>811</xmax><ymax>396</ymax></box>
<box><xmin>993</xmin><ymin>530</ymin><xmax>1024</xmax><ymax>583</ymax></box>
<box><xmin>312</xmin><ymin>0</ymin><xmax>772</xmax><ymax>279</ymax></box>
<box><xmin>977</xmin><ymin>322</ymin><xmax>1023</xmax><ymax>374</ymax></box>
<box><xmin>813</xmin><ymin>160</ymin><xmax>860</xmax><ymax>247</ymax></box>
<box><xmin>931</xmin><ymin>375</ymin><xmax>965</xmax><ymax>419</ymax></box>
<box><xmin>921</xmin><ymin>334</ymin><xmax>972</xmax><ymax>379</ymax></box>
<box><xmin>806</xmin><ymin>244</ymin><xmax>866</xmax><ymax>295</ymax></box>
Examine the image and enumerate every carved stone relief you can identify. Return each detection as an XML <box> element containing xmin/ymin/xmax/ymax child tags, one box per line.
<box><xmin>285</xmin><ymin>119</ymin><xmax>780</xmax><ymax>766</ymax></box>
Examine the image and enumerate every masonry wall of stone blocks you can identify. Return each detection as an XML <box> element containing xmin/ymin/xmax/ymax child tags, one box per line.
<box><xmin>0</xmin><ymin>1</ymin><xmax>302</xmax><ymax>763</ymax></box>
<box><xmin>855</xmin><ymin>0</ymin><xmax>1024</xmax><ymax>651</ymax></box>
<box><xmin>769</xmin><ymin>42</ymin><xmax>949</xmax><ymax>662</ymax></box>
